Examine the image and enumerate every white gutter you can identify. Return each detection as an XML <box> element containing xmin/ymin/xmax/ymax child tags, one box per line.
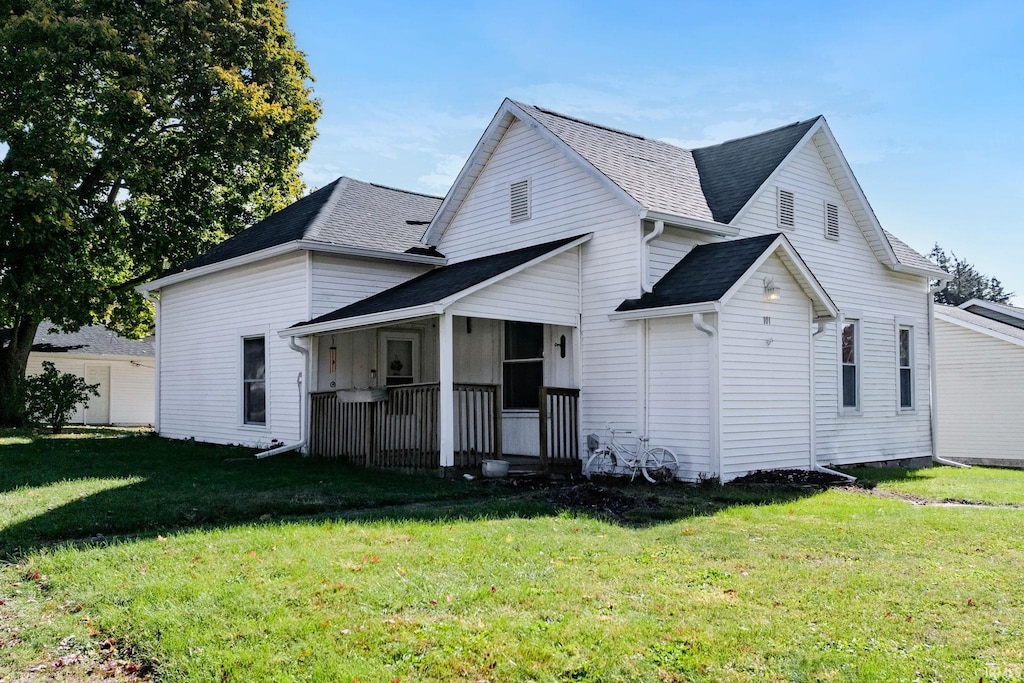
<box><xmin>890</xmin><ymin>263</ymin><xmax>949</xmax><ymax>280</ymax></box>
<box><xmin>640</xmin><ymin>219</ymin><xmax>665</xmax><ymax>294</ymax></box>
<box><xmin>140</xmin><ymin>290</ymin><xmax>161</xmax><ymax>433</ymax></box>
<box><xmin>256</xmin><ymin>336</ymin><xmax>310</xmax><ymax>459</ymax></box>
<box><xmin>693</xmin><ymin>312</ymin><xmax>722</xmax><ymax>481</ymax></box>
<box><xmin>609</xmin><ymin>301</ymin><xmax>720</xmax><ymax>322</ymax></box>
<box><xmin>644</xmin><ymin>210</ymin><xmax>740</xmax><ymax>238</ymax></box>
<box><xmin>928</xmin><ymin>278</ymin><xmax>969</xmax><ymax>468</ymax></box>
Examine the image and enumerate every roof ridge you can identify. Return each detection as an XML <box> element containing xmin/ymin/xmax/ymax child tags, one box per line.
<box><xmin>368</xmin><ymin>181</ymin><xmax>444</xmax><ymax>200</ymax></box>
<box><xmin>692</xmin><ymin>116</ymin><xmax>823</xmax><ymax>150</ymax></box>
<box><xmin>304</xmin><ymin>176</ymin><xmax>348</xmax><ymax>240</ymax></box>
<box><xmin>515</xmin><ymin>101</ymin><xmax>649</xmax><ymax>141</ymax></box>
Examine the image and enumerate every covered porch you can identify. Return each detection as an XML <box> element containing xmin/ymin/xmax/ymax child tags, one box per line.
<box><xmin>285</xmin><ymin>236</ymin><xmax>589</xmax><ymax>474</ymax></box>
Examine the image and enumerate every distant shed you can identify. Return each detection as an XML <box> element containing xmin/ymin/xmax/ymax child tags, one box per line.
<box><xmin>24</xmin><ymin>324</ymin><xmax>155</xmax><ymax>426</ymax></box>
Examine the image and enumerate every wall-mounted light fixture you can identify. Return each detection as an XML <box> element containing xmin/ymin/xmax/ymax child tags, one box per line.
<box><xmin>763</xmin><ymin>277</ymin><xmax>780</xmax><ymax>303</ymax></box>
<box><xmin>555</xmin><ymin>334</ymin><xmax>567</xmax><ymax>358</ymax></box>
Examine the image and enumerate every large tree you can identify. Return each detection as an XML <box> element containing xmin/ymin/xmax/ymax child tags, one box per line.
<box><xmin>928</xmin><ymin>244</ymin><xmax>1013</xmax><ymax>307</ymax></box>
<box><xmin>0</xmin><ymin>0</ymin><xmax>321</xmax><ymax>425</ymax></box>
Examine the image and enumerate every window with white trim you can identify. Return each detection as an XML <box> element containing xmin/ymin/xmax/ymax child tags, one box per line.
<box><xmin>242</xmin><ymin>336</ymin><xmax>266</xmax><ymax>425</ymax></box>
<box><xmin>503</xmin><ymin>321</ymin><xmax>543</xmax><ymax>409</ymax></box>
<box><xmin>777</xmin><ymin>188</ymin><xmax>795</xmax><ymax>228</ymax></box>
<box><xmin>841</xmin><ymin>320</ymin><xmax>859</xmax><ymax>409</ymax></box>
<box><xmin>898</xmin><ymin>326</ymin><xmax>914</xmax><ymax>410</ymax></box>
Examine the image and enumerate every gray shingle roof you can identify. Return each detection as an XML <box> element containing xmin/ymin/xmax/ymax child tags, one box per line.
<box><xmin>961</xmin><ymin>300</ymin><xmax>1024</xmax><ymax>331</ymax></box>
<box><xmin>690</xmin><ymin>119</ymin><xmax>820</xmax><ymax>223</ymax></box>
<box><xmin>292</xmin><ymin>236</ymin><xmax>581</xmax><ymax>329</ymax></box>
<box><xmin>936</xmin><ymin>305</ymin><xmax>1024</xmax><ymax>344</ymax></box>
<box><xmin>617</xmin><ymin>234</ymin><xmax>781</xmax><ymax>312</ymax></box>
<box><xmin>514</xmin><ymin>102</ymin><xmax>714</xmax><ymax>220</ymax></box>
<box><xmin>883</xmin><ymin>230</ymin><xmax>942</xmax><ymax>274</ymax></box>
<box><xmin>164</xmin><ymin>178</ymin><xmax>442</xmax><ymax>277</ymax></box>
<box><xmin>30</xmin><ymin>324</ymin><xmax>154</xmax><ymax>357</ymax></box>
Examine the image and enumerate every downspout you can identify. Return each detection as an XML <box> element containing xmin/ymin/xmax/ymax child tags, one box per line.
<box><xmin>141</xmin><ymin>290</ymin><xmax>161</xmax><ymax>433</ymax></box>
<box><xmin>693</xmin><ymin>312</ymin><xmax>721</xmax><ymax>480</ymax></box>
<box><xmin>928</xmin><ymin>279</ymin><xmax>969</xmax><ymax>468</ymax></box>
<box><xmin>256</xmin><ymin>336</ymin><xmax>309</xmax><ymax>459</ymax></box>
<box><xmin>640</xmin><ymin>219</ymin><xmax>665</xmax><ymax>293</ymax></box>
<box><xmin>809</xmin><ymin>320</ymin><xmax>857</xmax><ymax>482</ymax></box>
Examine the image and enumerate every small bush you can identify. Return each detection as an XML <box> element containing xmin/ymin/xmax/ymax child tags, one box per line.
<box><xmin>24</xmin><ymin>362</ymin><xmax>100</xmax><ymax>434</ymax></box>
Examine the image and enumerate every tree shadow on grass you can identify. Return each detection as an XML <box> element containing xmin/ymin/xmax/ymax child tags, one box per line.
<box><xmin>1</xmin><ymin>431</ymin><xmax>830</xmax><ymax>559</ymax></box>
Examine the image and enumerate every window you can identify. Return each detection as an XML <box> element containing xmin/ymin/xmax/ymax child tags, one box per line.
<box><xmin>503</xmin><ymin>321</ymin><xmax>543</xmax><ymax>409</ymax></box>
<box><xmin>510</xmin><ymin>179</ymin><xmax>530</xmax><ymax>223</ymax></box>
<box><xmin>825</xmin><ymin>202</ymin><xmax>840</xmax><ymax>241</ymax></box>
<box><xmin>898</xmin><ymin>326</ymin><xmax>914</xmax><ymax>410</ymax></box>
<box><xmin>380</xmin><ymin>332</ymin><xmax>419</xmax><ymax>386</ymax></box>
<box><xmin>242</xmin><ymin>336</ymin><xmax>266</xmax><ymax>425</ymax></box>
<box><xmin>841</xmin><ymin>321</ymin><xmax>858</xmax><ymax>409</ymax></box>
<box><xmin>777</xmin><ymin>188</ymin><xmax>795</xmax><ymax>228</ymax></box>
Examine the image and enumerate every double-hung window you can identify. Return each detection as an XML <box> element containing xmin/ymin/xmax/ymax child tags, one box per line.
<box><xmin>841</xmin><ymin>320</ymin><xmax>859</xmax><ymax>410</ymax></box>
<box><xmin>503</xmin><ymin>321</ymin><xmax>543</xmax><ymax>410</ymax></box>
<box><xmin>898</xmin><ymin>326</ymin><xmax>914</xmax><ymax>410</ymax></box>
<box><xmin>242</xmin><ymin>336</ymin><xmax>266</xmax><ymax>425</ymax></box>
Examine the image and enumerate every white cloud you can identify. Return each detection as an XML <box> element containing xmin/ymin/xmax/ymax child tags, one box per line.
<box><xmin>417</xmin><ymin>154</ymin><xmax>465</xmax><ymax>194</ymax></box>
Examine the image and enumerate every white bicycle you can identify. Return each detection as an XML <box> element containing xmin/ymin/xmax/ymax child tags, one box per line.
<box><xmin>584</xmin><ymin>428</ymin><xmax>679</xmax><ymax>483</ymax></box>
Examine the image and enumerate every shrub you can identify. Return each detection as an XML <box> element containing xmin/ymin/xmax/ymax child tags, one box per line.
<box><xmin>24</xmin><ymin>362</ymin><xmax>100</xmax><ymax>434</ymax></box>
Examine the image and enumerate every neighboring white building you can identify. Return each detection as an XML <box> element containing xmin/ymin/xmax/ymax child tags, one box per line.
<box><xmin>25</xmin><ymin>325</ymin><xmax>155</xmax><ymax>426</ymax></box>
<box><xmin>934</xmin><ymin>300</ymin><xmax>1024</xmax><ymax>467</ymax></box>
<box><xmin>140</xmin><ymin>99</ymin><xmax>945</xmax><ymax>479</ymax></box>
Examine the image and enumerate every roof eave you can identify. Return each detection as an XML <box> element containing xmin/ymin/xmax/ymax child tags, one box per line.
<box><xmin>935</xmin><ymin>309</ymin><xmax>1024</xmax><ymax>348</ymax></box>
<box><xmin>890</xmin><ymin>263</ymin><xmax>947</xmax><ymax>279</ymax></box>
<box><xmin>138</xmin><ymin>241</ymin><xmax>303</xmax><ymax>292</ymax></box>
<box><xmin>608</xmin><ymin>301</ymin><xmax>720</xmax><ymax>322</ymax></box>
<box><xmin>643</xmin><ymin>210</ymin><xmax>740</xmax><ymax>237</ymax></box>
<box><xmin>281</xmin><ymin>304</ymin><xmax>443</xmax><ymax>338</ymax></box>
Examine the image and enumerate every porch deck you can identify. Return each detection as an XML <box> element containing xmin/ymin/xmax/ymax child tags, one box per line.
<box><xmin>309</xmin><ymin>383</ymin><xmax>580</xmax><ymax>474</ymax></box>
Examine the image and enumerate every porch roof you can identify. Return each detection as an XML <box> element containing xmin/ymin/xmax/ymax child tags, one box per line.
<box><xmin>613</xmin><ymin>233</ymin><xmax>838</xmax><ymax>321</ymax></box>
<box><xmin>284</xmin><ymin>235</ymin><xmax>587</xmax><ymax>336</ymax></box>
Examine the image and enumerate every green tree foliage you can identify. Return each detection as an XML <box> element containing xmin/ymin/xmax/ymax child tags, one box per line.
<box><xmin>24</xmin><ymin>361</ymin><xmax>100</xmax><ymax>433</ymax></box>
<box><xmin>929</xmin><ymin>244</ymin><xmax>1013</xmax><ymax>307</ymax></box>
<box><xmin>0</xmin><ymin>0</ymin><xmax>321</xmax><ymax>425</ymax></box>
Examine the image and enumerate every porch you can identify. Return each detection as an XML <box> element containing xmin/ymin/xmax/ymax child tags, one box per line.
<box><xmin>309</xmin><ymin>382</ymin><xmax>580</xmax><ymax>474</ymax></box>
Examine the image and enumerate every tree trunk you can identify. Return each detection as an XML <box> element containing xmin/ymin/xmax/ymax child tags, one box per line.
<box><xmin>0</xmin><ymin>316</ymin><xmax>39</xmax><ymax>427</ymax></box>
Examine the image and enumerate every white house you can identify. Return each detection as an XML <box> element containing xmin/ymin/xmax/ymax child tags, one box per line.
<box><xmin>934</xmin><ymin>299</ymin><xmax>1024</xmax><ymax>466</ymax></box>
<box><xmin>24</xmin><ymin>325</ymin><xmax>155</xmax><ymax>426</ymax></box>
<box><xmin>140</xmin><ymin>99</ymin><xmax>946</xmax><ymax>480</ymax></box>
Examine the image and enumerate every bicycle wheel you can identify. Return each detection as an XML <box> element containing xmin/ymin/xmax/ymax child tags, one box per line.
<box><xmin>641</xmin><ymin>447</ymin><xmax>679</xmax><ymax>483</ymax></box>
<box><xmin>584</xmin><ymin>449</ymin><xmax>616</xmax><ymax>479</ymax></box>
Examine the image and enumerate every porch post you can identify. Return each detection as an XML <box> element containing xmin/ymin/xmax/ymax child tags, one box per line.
<box><xmin>438</xmin><ymin>310</ymin><xmax>455</xmax><ymax>468</ymax></box>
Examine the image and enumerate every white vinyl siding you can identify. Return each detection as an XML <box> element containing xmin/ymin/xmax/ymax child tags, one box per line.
<box><xmin>732</xmin><ymin>133</ymin><xmax>933</xmax><ymax>466</ymax></box>
<box><xmin>646</xmin><ymin>316</ymin><xmax>712</xmax><ymax>481</ymax></box>
<box><xmin>25</xmin><ymin>354</ymin><xmax>155</xmax><ymax>426</ymax></box>
<box><xmin>309</xmin><ymin>254</ymin><xmax>429</xmax><ymax>318</ymax></box>
<box><xmin>436</xmin><ymin>117</ymin><xmax>641</xmax><ymax>451</ymax></box>
<box><xmin>719</xmin><ymin>255</ymin><xmax>812</xmax><ymax>477</ymax></box>
<box><xmin>159</xmin><ymin>252</ymin><xmax>307</xmax><ymax>446</ymax></box>
<box><xmin>935</xmin><ymin>318</ymin><xmax>1024</xmax><ymax>464</ymax></box>
<box><xmin>449</xmin><ymin>248</ymin><xmax>580</xmax><ymax>326</ymax></box>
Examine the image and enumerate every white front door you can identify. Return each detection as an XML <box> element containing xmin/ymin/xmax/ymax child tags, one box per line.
<box><xmin>84</xmin><ymin>364</ymin><xmax>110</xmax><ymax>425</ymax></box>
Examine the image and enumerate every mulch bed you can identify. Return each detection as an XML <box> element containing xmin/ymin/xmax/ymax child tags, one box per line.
<box><xmin>728</xmin><ymin>468</ymin><xmax>852</xmax><ymax>487</ymax></box>
<box><xmin>547</xmin><ymin>482</ymin><xmax>660</xmax><ymax>519</ymax></box>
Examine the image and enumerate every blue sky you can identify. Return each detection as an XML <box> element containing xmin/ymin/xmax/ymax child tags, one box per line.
<box><xmin>289</xmin><ymin>0</ymin><xmax>1024</xmax><ymax>302</ymax></box>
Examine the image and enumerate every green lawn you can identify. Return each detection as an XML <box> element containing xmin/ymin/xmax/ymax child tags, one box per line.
<box><xmin>849</xmin><ymin>463</ymin><xmax>1024</xmax><ymax>506</ymax></box>
<box><xmin>3</xmin><ymin>431</ymin><xmax>1024</xmax><ymax>682</ymax></box>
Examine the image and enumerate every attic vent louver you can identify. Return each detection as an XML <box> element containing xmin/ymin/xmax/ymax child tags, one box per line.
<box><xmin>510</xmin><ymin>179</ymin><xmax>530</xmax><ymax>223</ymax></box>
<box><xmin>825</xmin><ymin>202</ymin><xmax>840</xmax><ymax>241</ymax></box>
<box><xmin>777</xmin><ymin>188</ymin><xmax>795</xmax><ymax>228</ymax></box>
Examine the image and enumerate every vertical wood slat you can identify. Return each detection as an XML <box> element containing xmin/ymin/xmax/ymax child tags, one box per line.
<box><xmin>538</xmin><ymin>386</ymin><xmax>580</xmax><ymax>470</ymax></box>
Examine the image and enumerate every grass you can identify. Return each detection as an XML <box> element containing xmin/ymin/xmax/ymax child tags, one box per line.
<box><xmin>849</xmin><ymin>463</ymin><xmax>1024</xmax><ymax>506</ymax></box>
<box><xmin>3</xmin><ymin>430</ymin><xmax>1024</xmax><ymax>681</ymax></box>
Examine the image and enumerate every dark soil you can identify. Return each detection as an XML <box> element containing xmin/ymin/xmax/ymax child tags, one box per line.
<box><xmin>729</xmin><ymin>468</ymin><xmax>852</xmax><ymax>488</ymax></box>
<box><xmin>547</xmin><ymin>482</ymin><xmax>661</xmax><ymax>520</ymax></box>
